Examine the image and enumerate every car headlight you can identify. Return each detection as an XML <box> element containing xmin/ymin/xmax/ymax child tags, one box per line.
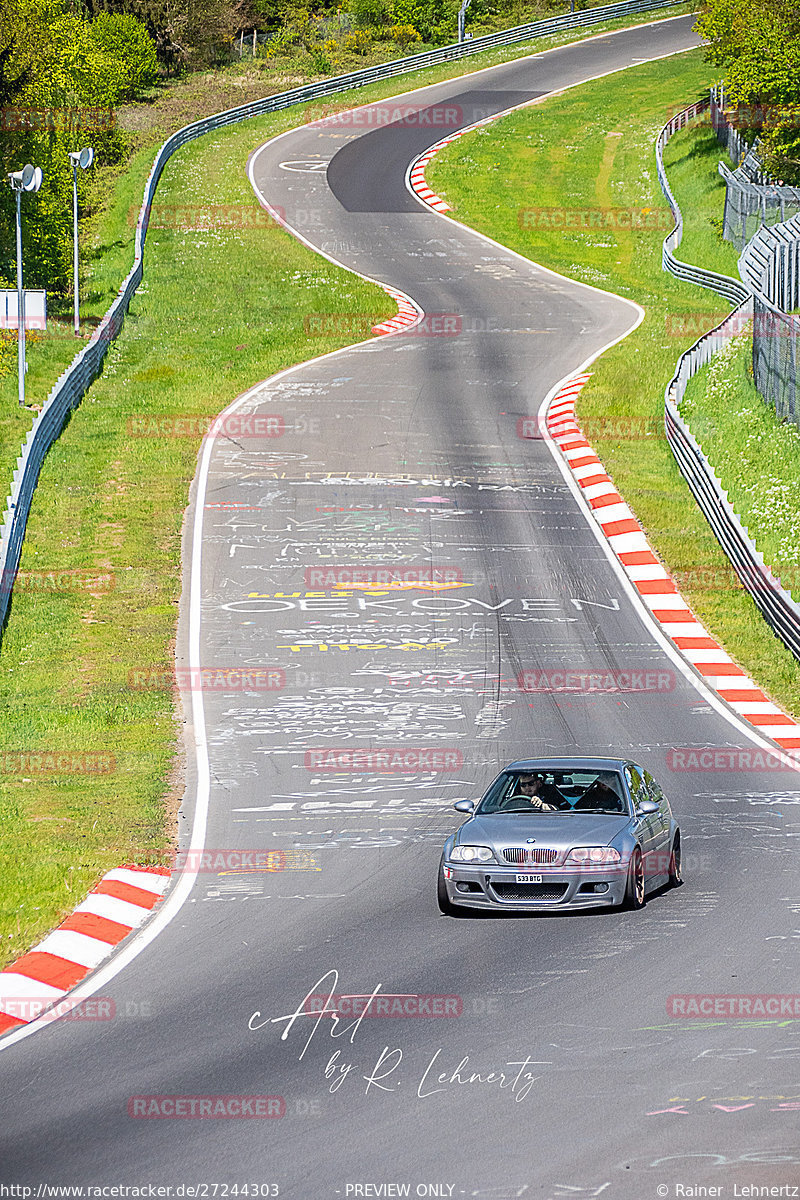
<box><xmin>566</xmin><ymin>846</ymin><xmax>622</xmax><ymax>865</ymax></box>
<box><xmin>450</xmin><ymin>844</ymin><xmax>496</xmax><ymax>864</ymax></box>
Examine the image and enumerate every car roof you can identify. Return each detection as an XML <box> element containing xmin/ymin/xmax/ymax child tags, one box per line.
<box><xmin>503</xmin><ymin>757</ymin><xmax>632</xmax><ymax>772</ymax></box>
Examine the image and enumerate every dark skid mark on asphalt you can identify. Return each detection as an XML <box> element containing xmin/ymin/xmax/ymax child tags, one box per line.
<box><xmin>326</xmin><ymin>90</ymin><xmax>543</xmax><ymax>212</ymax></box>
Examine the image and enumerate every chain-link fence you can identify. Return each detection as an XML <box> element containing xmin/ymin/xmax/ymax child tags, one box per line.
<box><xmin>711</xmin><ymin>86</ymin><xmax>800</xmax><ymax>251</ymax></box>
<box><xmin>708</xmin><ymin>91</ymin><xmax>800</xmax><ymax>429</ymax></box>
<box><xmin>739</xmin><ymin>212</ymin><xmax>800</xmax><ymax>426</ymax></box>
<box><xmin>710</xmin><ymin>84</ymin><xmax>750</xmax><ymax>166</ymax></box>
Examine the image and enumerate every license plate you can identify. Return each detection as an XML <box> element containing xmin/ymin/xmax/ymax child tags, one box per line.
<box><xmin>516</xmin><ymin>873</ymin><xmax>543</xmax><ymax>884</ymax></box>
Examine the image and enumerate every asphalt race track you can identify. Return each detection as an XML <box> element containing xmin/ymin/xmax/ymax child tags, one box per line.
<box><xmin>4</xmin><ymin>15</ymin><xmax>800</xmax><ymax>1198</ymax></box>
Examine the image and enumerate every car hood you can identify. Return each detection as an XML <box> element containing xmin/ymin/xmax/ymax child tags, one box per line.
<box><xmin>460</xmin><ymin>812</ymin><xmax>631</xmax><ymax>851</ymax></box>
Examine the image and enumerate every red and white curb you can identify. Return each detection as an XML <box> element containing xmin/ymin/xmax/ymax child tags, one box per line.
<box><xmin>408</xmin><ymin>138</ymin><xmax>459</xmax><ymax>212</ymax></box>
<box><xmin>546</xmin><ymin>375</ymin><xmax>800</xmax><ymax>752</ymax></box>
<box><xmin>371</xmin><ymin>285</ymin><xmax>421</xmax><ymax>335</ymax></box>
<box><xmin>407</xmin><ymin>112</ymin><xmax>513</xmax><ymax>213</ymax></box>
<box><xmin>0</xmin><ymin>865</ymin><xmax>170</xmax><ymax>1037</ymax></box>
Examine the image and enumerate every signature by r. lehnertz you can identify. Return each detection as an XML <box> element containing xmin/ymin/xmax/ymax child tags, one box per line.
<box><xmin>248</xmin><ymin>970</ymin><xmax>548</xmax><ymax>1101</ymax></box>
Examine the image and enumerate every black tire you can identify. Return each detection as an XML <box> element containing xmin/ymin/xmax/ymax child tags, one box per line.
<box><xmin>622</xmin><ymin>848</ymin><xmax>645</xmax><ymax>910</ymax></box>
<box><xmin>437</xmin><ymin>858</ymin><xmax>460</xmax><ymax>916</ymax></box>
<box><xmin>668</xmin><ymin>832</ymin><xmax>683</xmax><ymax>887</ymax></box>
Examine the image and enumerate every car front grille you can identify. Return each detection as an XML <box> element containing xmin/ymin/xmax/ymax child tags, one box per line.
<box><xmin>501</xmin><ymin>846</ymin><xmax>559</xmax><ymax>865</ymax></box>
<box><xmin>491</xmin><ymin>882</ymin><xmax>568</xmax><ymax>902</ymax></box>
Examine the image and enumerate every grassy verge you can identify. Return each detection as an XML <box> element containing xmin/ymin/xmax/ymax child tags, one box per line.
<box><xmin>663</xmin><ymin>115</ymin><xmax>741</xmax><ymax>280</ymax></box>
<box><xmin>0</xmin><ymin>4</ymin><xmax>694</xmax><ymax>966</ymax></box>
<box><xmin>681</xmin><ymin>335</ymin><xmax>800</xmax><ymax>604</ymax></box>
<box><xmin>428</xmin><ymin>51</ymin><xmax>800</xmax><ymax>718</ymax></box>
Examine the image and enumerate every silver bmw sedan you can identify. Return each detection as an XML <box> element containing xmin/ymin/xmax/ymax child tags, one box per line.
<box><xmin>437</xmin><ymin>757</ymin><xmax>681</xmax><ymax>914</ymax></box>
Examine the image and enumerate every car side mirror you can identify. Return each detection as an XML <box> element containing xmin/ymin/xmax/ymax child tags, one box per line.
<box><xmin>637</xmin><ymin>799</ymin><xmax>659</xmax><ymax>816</ymax></box>
<box><xmin>453</xmin><ymin>800</ymin><xmax>475</xmax><ymax>813</ymax></box>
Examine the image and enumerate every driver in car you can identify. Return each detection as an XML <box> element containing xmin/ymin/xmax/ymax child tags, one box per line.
<box><xmin>515</xmin><ymin>773</ymin><xmax>567</xmax><ymax>811</ymax></box>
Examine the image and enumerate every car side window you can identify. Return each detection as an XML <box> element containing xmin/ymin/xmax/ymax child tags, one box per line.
<box><xmin>626</xmin><ymin>765</ymin><xmax>649</xmax><ymax>809</ymax></box>
<box><xmin>645</xmin><ymin>770</ymin><xmax>671</xmax><ymax>818</ymax></box>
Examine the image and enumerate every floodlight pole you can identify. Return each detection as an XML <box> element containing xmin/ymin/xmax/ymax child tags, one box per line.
<box><xmin>14</xmin><ymin>184</ymin><xmax>24</xmax><ymax>407</ymax></box>
<box><xmin>9</xmin><ymin>163</ymin><xmax>43</xmax><ymax>408</ymax></box>
<box><xmin>72</xmin><ymin>156</ymin><xmax>79</xmax><ymax>335</ymax></box>
<box><xmin>458</xmin><ymin>0</ymin><xmax>471</xmax><ymax>42</ymax></box>
<box><xmin>69</xmin><ymin>148</ymin><xmax>93</xmax><ymax>337</ymax></box>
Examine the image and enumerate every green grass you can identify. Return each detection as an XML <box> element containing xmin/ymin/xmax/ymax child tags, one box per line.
<box><xmin>681</xmin><ymin>334</ymin><xmax>800</xmax><ymax>604</ymax></box>
<box><xmin>0</xmin><ymin>5</ymin><xmax>696</xmax><ymax>967</ymax></box>
<box><xmin>428</xmin><ymin>50</ymin><xmax>800</xmax><ymax>719</ymax></box>
<box><xmin>664</xmin><ymin>116</ymin><xmax>741</xmax><ymax>280</ymax></box>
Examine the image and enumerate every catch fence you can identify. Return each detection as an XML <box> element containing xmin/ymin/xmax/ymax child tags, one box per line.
<box><xmin>711</xmin><ymin>85</ymin><xmax>800</xmax><ymax>252</ymax></box>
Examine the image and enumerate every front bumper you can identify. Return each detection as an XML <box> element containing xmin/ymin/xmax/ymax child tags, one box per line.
<box><xmin>442</xmin><ymin>861</ymin><xmax>628</xmax><ymax>910</ymax></box>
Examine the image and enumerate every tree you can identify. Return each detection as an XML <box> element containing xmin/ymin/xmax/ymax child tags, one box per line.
<box><xmin>86</xmin><ymin>0</ymin><xmax>252</xmax><ymax>71</ymax></box>
<box><xmin>0</xmin><ymin>0</ymin><xmax>156</xmax><ymax>298</ymax></box>
<box><xmin>695</xmin><ymin>0</ymin><xmax>800</xmax><ymax>179</ymax></box>
<box><xmin>89</xmin><ymin>11</ymin><xmax>159</xmax><ymax>98</ymax></box>
<box><xmin>391</xmin><ymin>0</ymin><xmax>458</xmax><ymax>42</ymax></box>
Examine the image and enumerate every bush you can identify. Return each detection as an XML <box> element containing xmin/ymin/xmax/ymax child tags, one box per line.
<box><xmin>351</xmin><ymin>0</ymin><xmax>391</xmax><ymax>28</ymax></box>
<box><xmin>0</xmin><ymin>0</ymin><xmax>146</xmax><ymax>301</ymax></box>
<box><xmin>388</xmin><ymin>21</ymin><xmax>421</xmax><ymax>44</ymax></box>
<box><xmin>306</xmin><ymin>46</ymin><xmax>332</xmax><ymax>71</ymax></box>
<box><xmin>89</xmin><ymin>11</ymin><xmax>158</xmax><ymax>100</ymax></box>
<box><xmin>695</xmin><ymin>0</ymin><xmax>800</xmax><ymax>182</ymax></box>
<box><xmin>342</xmin><ymin>28</ymin><xmax>373</xmax><ymax>52</ymax></box>
<box><xmin>0</xmin><ymin>334</ymin><xmax>16</xmax><ymax>379</ymax></box>
<box><xmin>391</xmin><ymin>0</ymin><xmax>457</xmax><ymax>42</ymax></box>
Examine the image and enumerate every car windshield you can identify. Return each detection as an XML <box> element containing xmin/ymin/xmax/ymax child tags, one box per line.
<box><xmin>477</xmin><ymin>769</ymin><xmax>628</xmax><ymax>815</ymax></box>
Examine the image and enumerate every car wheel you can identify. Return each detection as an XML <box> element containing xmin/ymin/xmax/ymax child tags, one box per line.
<box><xmin>437</xmin><ymin>858</ymin><xmax>462</xmax><ymax>916</ymax></box>
<box><xmin>622</xmin><ymin>848</ymin><xmax>645</xmax><ymax>910</ymax></box>
<box><xmin>668</xmin><ymin>831</ymin><xmax>682</xmax><ymax>887</ymax></box>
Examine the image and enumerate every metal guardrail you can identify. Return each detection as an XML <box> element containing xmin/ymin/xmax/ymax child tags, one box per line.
<box><xmin>657</xmin><ymin>103</ymin><xmax>800</xmax><ymax>661</ymax></box>
<box><xmin>663</xmin><ymin>310</ymin><xmax>800</xmax><ymax>662</ymax></box>
<box><xmin>0</xmin><ymin>0</ymin><xmax>690</xmax><ymax>632</ymax></box>
<box><xmin>656</xmin><ymin>97</ymin><xmax>750</xmax><ymax>307</ymax></box>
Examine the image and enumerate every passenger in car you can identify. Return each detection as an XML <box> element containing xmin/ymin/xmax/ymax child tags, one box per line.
<box><xmin>573</xmin><ymin>777</ymin><xmax>624</xmax><ymax>812</ymax></box>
